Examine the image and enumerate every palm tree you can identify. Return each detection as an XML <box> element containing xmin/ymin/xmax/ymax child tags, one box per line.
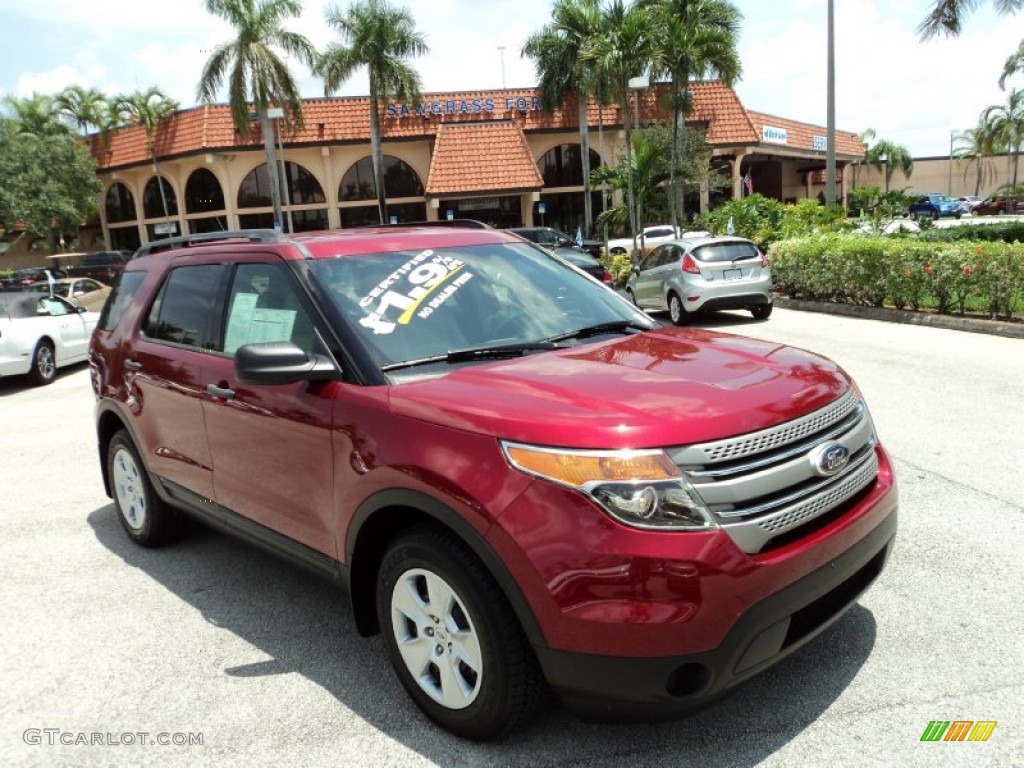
<box><xmin>863</xmin><ymin>137</ymin><xmax>914</xmax><ymax>193</ymax></box>
<box><xmin>318</xmin><ymin>0</ymin><xmax>429</xmax><ymax>225</ymax></box>
<box><xmin>54</xmin><ymin>85</ymin><xmax>108</xmax><ymax>135</ymax></box>
<box><xmin>197</xmin><ymin>0</ymin><xmax>318</xmax><ymax>231</ymax></box>
<box><xmin>851</xmin><ymin>128</ymin><xmax>876</xmax><ymax>189</ymax></box>
<box><xmin>954</xmin><ymin>120</ymin><xmax>999</xmax><ymax>195</ymax></box>
<box><xmin>982</xmin><ymin>88</ymin><xmax>1024</xmax><ymax>205</ymax></box>
<box><xmin>918</xmin><ymin>0</ymin><xmax>1024</xmax><ymax>39</ymax></box>
<box><xmin>642</xmin><ymin>0</ymin><xmax>742</xmax><ymax>228</ymax></box>
<box><xmin>591</xmin><ymin>130</ymin><xmax>669</xmax><ymax>234</ymax></box>
<box><xmin>113</xmin><ymin>87</ymin><xmax>180</xmax><ymax>222</ymax></box>
<box><xmin>524</xmin><ymin>0</ymin><xmax>603</xmax><ymax>236</ymax></box>
<box><xmin>2</xmin><ymin>93</ymin><xmax>69</xmax><ymax>137</ymax></box>
<box><xmin>583</xmin><ymin>0</ymin><xmax>657</xmax><ymax>243</ymax></box>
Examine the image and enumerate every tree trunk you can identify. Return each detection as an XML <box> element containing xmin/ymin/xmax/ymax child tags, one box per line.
<box><xmin>578</xmin><ymin>95</ymin><xmax>593</xmax><ymax>236</ymax></box>
<box><xmin>260</xmin><ymin>111</ymin><xmax>284</xmax><ymax>232</ymax></box>
<box><xmin>620</xmin><ymin>87</ymin><xmax>638</xmax><ymax>252</ymax></box>
<box><xmin>369</xmin><ymin>93</ymin><xmax>388</xmax><ymax>225</ymax></box>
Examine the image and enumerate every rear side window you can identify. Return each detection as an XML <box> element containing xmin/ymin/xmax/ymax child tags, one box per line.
<box><xmin>143</xmin><ymin>264</ymin><xmax>226</xmax><ymax>349</ymax></box>
<box><xmin>98</xmin><ymin>271</ymin><xmax>147</xmax><ymax>332</ymax></box>
<box><xmin>692</xmin><ymin>242</ymin><xmax>760</xmax><ymax>263</ymax></box>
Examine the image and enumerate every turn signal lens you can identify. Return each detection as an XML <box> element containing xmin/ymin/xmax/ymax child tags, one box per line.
<box><xmin>503</xmin><ymin>444</ymin><xmax>679</xmax><ymax>488</ymax></box>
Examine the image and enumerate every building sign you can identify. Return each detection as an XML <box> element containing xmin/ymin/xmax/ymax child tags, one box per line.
<box><xmin>813</xmin><ymin>135</ymin><xmax>827</xmax><ymax>151</ymax></box>
<box><xmin>387</xmin><ymin>96</ymin><xmax>543</xmax><ymax>118</ymax></box>
<box><xmin>457</xmin><ymin>197</ymin><xmax>501</xmax><ymax>211</ymax></box>
<box><xmin>762</xmin><ymin>125</ymin><xmax>788</xmax><ymax>144</ymax></box>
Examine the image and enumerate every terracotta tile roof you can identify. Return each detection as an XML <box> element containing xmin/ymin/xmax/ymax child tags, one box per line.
<box><xmin>89</xmin><ymin>82</ymin><xmax>864</xmax><ymax>172</ymax></box>
<box><xmin>425</xmin><ymin>122</ymin><xmax>543</xmax><ymax>196</ymax></box>
<box><xmin>746</xmin><ymin>110</ymin><xmax>863</xmax><ymax>157</ymax></box>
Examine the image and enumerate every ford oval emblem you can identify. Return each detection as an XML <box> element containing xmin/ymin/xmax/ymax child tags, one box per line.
<box><xmin>809</xmin><ymin>442</ymin><xmax>850</xmax><ymax>477</ymax></box>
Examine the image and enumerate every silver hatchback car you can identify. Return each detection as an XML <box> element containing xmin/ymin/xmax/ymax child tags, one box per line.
<box><xmin>625</xmin><ymin>235</ymin><xmax>773</xmax><ymax>323</ymax></box>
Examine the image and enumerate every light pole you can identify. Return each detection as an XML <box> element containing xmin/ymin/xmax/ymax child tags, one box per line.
<box><xmin>267</xmin><ymin>107</ymin><xmax>293</xmax><ymax>234</ymax></box>
<box><xmin>498</xmin><ymin>46</ymin><xmax>506</xmax><ymax>91</ymax></box>
<box><xmin>948</xmin><ymin>129</ymin><xmax>954</xmax><ymax>196</ymax></box>
<box><xmin>825</xmin><ymin>0</ymin><xmax>836</xmax><ymax>206</ymax></box>
<box><xmin>628</xmin><ymin>75</ymin><xmax>648</xmax><ymax>253</ymax></box>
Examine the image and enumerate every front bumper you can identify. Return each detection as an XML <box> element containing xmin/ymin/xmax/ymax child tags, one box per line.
<box><xmin>534</xmin><ymin>505</ymin><xmax>897</xmax><ymax>719</ymax></box>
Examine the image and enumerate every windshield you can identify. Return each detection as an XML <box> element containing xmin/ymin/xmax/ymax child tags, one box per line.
<box><xmin>309</xmin><ymin>241</ymin><xmax>653</xmax><ymax>373</ymax></box>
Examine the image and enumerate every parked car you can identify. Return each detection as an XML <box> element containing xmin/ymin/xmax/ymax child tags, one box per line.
<box><xmin>0</xmin><ymin>292</ymin><xmax>99</xmax><ymax>385</ymax></box>
<box><xmin>65</xmin><ymin>250</ymin><xmax>132</xmax><ymax>283</ymax></box>
<box><xmin>0</xmin><ymin>267</ymin><xmax>67</xmax><ymax>289</ymax></box>
<box><xmin>625</xmin><ymin>235</ymin><xmax>773</xmax><ymax>322</ymax></box>
<box><xmin>606</xmin><ymin>224</ymin><xmax>681</xmax><ymax>255</ymax></box>
<box><xmin>546</xmin><ymin>245</ymin><xmax>613</xmax><ymax>285</ymax></box>
<box><xmin>956</xmin><ymin>195</ymin><xmax>983</xmax><ymax>213</ymax></box>
<box><xmin>907</xmin><ymin>194</ymin><xmax>963</xmax><ymax>220</ymax></box>
<box><xmin>27</xmin><ymin>277</ymin><xmax>112</xmax><ymax>312</ymax></box>
<box><xmin>90</xmin><ymin>227</ymin><xmax>896</xmax><ymax>740</ymax></box>
<box><xmin>507</xmin><ymin>226</ymin><xmax>603</xmax><ymax>259</ymax></box>
<box><xmin>972</xmin><ymin>195</ymin><xmax>1024</xmax><ymax>215</ymax></box>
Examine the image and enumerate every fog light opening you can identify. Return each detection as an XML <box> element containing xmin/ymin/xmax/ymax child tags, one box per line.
<box><xmin>665</xmin><ymin>663</ymin><xmax>712</xmax><ymax>697</ymax></box>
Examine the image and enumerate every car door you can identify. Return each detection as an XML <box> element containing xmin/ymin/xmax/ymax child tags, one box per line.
<box><xmin>36</xmin><ymin>295</ymin><xmax>91</xmax><ymax>363</ymax></box>
<box><xmin>128</xmin><ymin>262</ymin><xmax>227</xmax><ymax>502</ymax></box>
<box><xmin>200</xmin><ymin>259</ymin><xmax>337</xmax><ymax>556</ymax></box>
<box><xmin>632</xmin><ymin>247</ymin><xmax>664</xmax><ymax>307</ymax></box>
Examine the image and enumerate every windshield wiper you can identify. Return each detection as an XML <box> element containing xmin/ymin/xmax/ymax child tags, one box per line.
<box><xmin>543</xmin><ymin>320</ymin><xmax>650</xmax><ymax>344</ymax></box>
<box><xmin>380</xmin><ymin>342</ymin><xmax>563</xmax><ymax>373</ymax></box>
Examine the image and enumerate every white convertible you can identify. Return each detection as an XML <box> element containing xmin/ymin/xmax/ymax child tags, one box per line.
<box><xmin>0</xmin><ymin>292</ymin><xmax>99</xmax><ymax>385</ymax></box>
<box><xmin>605</xmin><ymin>224</ymin><xmax>682</xmax><ymax>255</ymax></box>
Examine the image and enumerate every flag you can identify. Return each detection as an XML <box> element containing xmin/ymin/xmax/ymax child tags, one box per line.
<box><xmin>46</xmin><ymin>269</ymin><xmax>56</xmax><ymax>298</ymax></box>
<box><xmin>727</xmin><ymin>216</ymin><xmax>735</xmax><ymax>235</ymax></box>
<box><xmin>743</xmin><ymin>169</ymin><xmax>753</xmax><ymax>196</ymax></box>
<box><xmin>575</xmin><ymin>225</ymin><xmax>584</xmax><ymax>249</ymax></box>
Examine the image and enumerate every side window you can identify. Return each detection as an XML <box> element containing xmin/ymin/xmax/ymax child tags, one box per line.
<box><xmin>143</xmin><ymin>264</ymin><xmax>226</xmax><ymax>349</ymax></box>
<box><xmin>98</xmin><ymin>271</ymin><xmax>147</xmax><ymax>332</ymax></box>
<box><xmin>639</xmin><ymin>247</ymin><xmax>661</xmax><ymax>271</ymax></box>
<box><xmin>37</xmin><ymin>297</ymin><xmax>71</xmax><ymax>316</ymax></box>
<box><xmin>222</xmin><ymin>263</ymin><xmax>317</xmax><ymax>356</ymax></box>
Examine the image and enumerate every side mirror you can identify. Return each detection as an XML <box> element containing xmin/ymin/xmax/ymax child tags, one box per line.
<box><xmin>632</xmin><ymin>265</ymin><xmax>641</xmax><ymax>275</ymax></box>
<box><xmin>75</xmin><ymin>305</ymin><xmax>88</xmax><ymax>314</ymax></box>
<box><xmin>235</xmin><ymin>341</ymin><xmax>336</xmax><ymax>385</ymax></box>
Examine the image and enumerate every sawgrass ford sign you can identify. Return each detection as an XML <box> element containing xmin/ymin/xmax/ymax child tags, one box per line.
<box><xmin>387</xmin><ymin>96</ymin><xmax>543</xmax><ymax>118</ymax></box>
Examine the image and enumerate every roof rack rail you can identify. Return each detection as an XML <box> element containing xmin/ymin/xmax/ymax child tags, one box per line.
<box><xmin>353</xmin><ymin>219</ymin><xmax>493</xmax><ymax>230</ymax></box>
<box><xmin>134</xmin><ymin>229</ymin><xmax>289</xmax><ymax>258</ymax></box>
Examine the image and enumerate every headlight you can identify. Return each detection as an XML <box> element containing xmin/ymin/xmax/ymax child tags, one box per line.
<box><xmin>501</xmin><ymin>442</ymin><xmax>717</xmax><ymax>531</ymax></box>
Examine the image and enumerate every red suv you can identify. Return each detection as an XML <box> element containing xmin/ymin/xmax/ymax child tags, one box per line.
<box><xmin>89</xmin><ymin>228</ymin><xmax>898</xmax><ymax>740</ymax></box>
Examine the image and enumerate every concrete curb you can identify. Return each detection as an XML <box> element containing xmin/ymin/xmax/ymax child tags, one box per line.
<box><xmin>774</xmin><ymin>297</ymin><xmax>1024</xmax><ymax>339</ymax></box>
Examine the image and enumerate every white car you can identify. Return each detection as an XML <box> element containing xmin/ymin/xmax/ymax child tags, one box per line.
<box><xmin>605</xmin><ymin>224</ymin><xmax>682</xmax><ymax>255</ymax></box>
<box><xmin>0</xmin><ymin>292</ymin><xmax>99</xmax><ymax>385</ymax></box>
<box><xmin>956</xmin><ymin>195</ymin><xmax>983</xmax><ymax>214</ymax></box>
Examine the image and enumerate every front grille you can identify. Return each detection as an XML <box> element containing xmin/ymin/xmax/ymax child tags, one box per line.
<box><xmin>668</xmin><ymin>390</ymin><xmax>878</xmax><ymax>554</ymax></box>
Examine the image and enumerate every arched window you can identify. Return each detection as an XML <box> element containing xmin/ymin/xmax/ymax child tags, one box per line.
<box><xmin>339</xmin><ymin>156</ymin><xmax>424</xmax><ymax>201</ymax></box>
<box><xmin>143</xmin><ymin>176</ymin><xmax>178</xmax><ymax>218</ymax></box>
<box><xmin>105</xmin><ymin>182</ymin><xmax>136</xmax><ymax>223</ymax></box>
<box><xmin>537</xmin><ymin>144</ymin><xmax>603</xmax><ymax>188</ymax></box>
<box><xmin>185</xmin><ymin>168</ymin><xmax>225</xmax><ymax>213</ymax></box>
<box><xmin>237</xmin><ymin>162</ymin><xmax>326</xmax><ymax>208</ymax></box>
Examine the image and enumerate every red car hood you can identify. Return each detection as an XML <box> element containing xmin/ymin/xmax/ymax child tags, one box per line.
<box><xmin>388</xmin><ymin>327</ymin><xmax>851</xmax><ymax>448</ymax></box>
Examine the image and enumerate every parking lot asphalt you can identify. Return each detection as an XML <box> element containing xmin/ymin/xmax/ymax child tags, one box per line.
<box><xmin>1</xmin><ymin>307</ymin><xmax>1021</xmax><ymax>767</ymax></box>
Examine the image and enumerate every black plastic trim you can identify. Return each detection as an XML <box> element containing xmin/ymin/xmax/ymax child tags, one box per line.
<box><xmin>536</xmin><ymin>506</ymin><xmax>897</xmax><ymax>719</ymax></box>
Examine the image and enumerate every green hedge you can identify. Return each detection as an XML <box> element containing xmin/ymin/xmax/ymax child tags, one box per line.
<box><xmin>769</xmin><ymin>234</ymin><xmax>1024</xmax><ymax>319</ymax></box>
<box><xmin>915</xmin><ymin>221</ymin><xmax>1024</xmax><ymax>244</ymax></box>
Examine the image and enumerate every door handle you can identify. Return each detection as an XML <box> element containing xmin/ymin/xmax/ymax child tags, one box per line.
<box><xmin>206</xmin><ymin>383</ymin><xmax>235</xmax><ymax>400</ymax></box>
<box><xmin>124</xmin><ymin>359</ymin><xmax>142</xmax><ymax>371</ymax></box>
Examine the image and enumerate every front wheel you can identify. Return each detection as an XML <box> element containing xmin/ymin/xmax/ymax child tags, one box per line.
<box><xmin>626</xmin><ymin>288</ymin><xmax>638</xmax><ymax>306</ymax></box>
<box><xmin>377</xmin><ymin>528</ymin><xmax>542</xmax><ymax>740</ymax></box>
<box><xmin>751</xmin><ymin>303</ymin><xmax>773</xmax><ymax>320</ymax></box>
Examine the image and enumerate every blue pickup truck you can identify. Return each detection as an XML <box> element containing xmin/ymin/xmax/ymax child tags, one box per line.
<box><xmin>908</xmin><ymin>194</ymin><xmax>963</xmax><ymax>220</ymax></box>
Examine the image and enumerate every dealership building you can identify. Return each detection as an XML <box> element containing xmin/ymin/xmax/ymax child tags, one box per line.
<box><xmin>87</xmin><ymin>81</ymin><xmax>864</xmax><ymax>252</ymax></box>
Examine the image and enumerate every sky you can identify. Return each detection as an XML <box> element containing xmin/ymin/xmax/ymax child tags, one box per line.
<box><xmin>0</xmin><ymin>0</ymin><xmax>1021</xmax><ymax>158</ymax></box>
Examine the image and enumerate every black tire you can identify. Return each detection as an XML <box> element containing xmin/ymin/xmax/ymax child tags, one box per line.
<box><xmin>28</xmin><ymin>340</ymin><xmax>56</xmax><ymax>385</ymax></box>
<box><xmin>751</xmin><ymin>303</ymin><xmax>773</xmax><ymax>320</ymax></box>
<box><xmin>668</xmin><ymin>292</ymin><xmax>688</xmax><ymax>325</ymax></box>
<box><xmin>626</xmin><ymin>288</ymin><xmax>638</xmax><ymax>306</ymax></box>
<box><xmin>930</xmin><ymin>210</ymin><xmax>939</xmax><ymax>221</ymax></box>
<box><xmin>610</xmin><ymin>247</ymin><xmax>627</xmax><ymax>255</ymax></box>
<box><xmin>376</xmin><ymin>527</ymin><xmax>543</xmax><ymax>741</ymax></box>
<box><xmin>955</xmin><ymin>212</ymin><xmax>962</xmax><ymax>220</ymax></box>
<box><xmin>107</xmin><ymin>430</ymin><xmax>181</xmax><ymax>547</ymax></box>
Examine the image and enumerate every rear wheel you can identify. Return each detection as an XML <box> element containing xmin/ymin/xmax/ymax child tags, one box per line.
<box><xmin>28</xmin><ymin>340</ymin><xmax>56</xmax><ymax>385</ymax></box>
<box><xmin>751</xmin><ymin>303</ymin><xmax>773</xmax><ymax>320</ymax></box>
<box><xmin>107</xmin><ymin>430</ymin><xmax>181</xmax><ymax>547</ymax></box>
<box><xmin>668</xmin><ymin>292</ymin><xmax>688</xmax><ymax>325</ymax></box>
<box><xmin>930</xmin><ymin>210</ymin><xmax>939</xmax><ymax>221</ymax></box>
<box><xmin>626</xmin><ymin>288</ymin><xmax>638</xmax><ymax>306</ymax></box>
<box><xmin>377</xmin><ymin>527</ymin><xmax>542</xmax><ymax>740</ymax></box>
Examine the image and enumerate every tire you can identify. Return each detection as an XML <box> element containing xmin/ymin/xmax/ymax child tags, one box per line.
<box><xmin>107</xmin><ymin>430</ymin><xmax>181</xmax><ymax>547</ymax></box>
<box><xmin>668</xmin><ymin>292</ymin><xmax>688</xmax><ymax>325</ymax></box>
<box><xmin>610</xmin><ymin>247</ymin><xmax>626</xmax><ymax>255</ymax></box>
<box><xmin>955</xmin><ymin>212</ymin><xmax>962</xmax><ymax>220</ymax></box>
<box><xmin>28</xmin><ymin>340</ymin><xmax>56</xmax><ymax>385</ymax></box>
<box><xmin>626</xmin><ymin>288</ymin><xmax>638</xmax><ymax>306</ymax></box>
<box><xmin>377</xmin><ymin>527</ymin><xmax>543</xmax><ymax>741</ymax></box>
<box><xmin>751</xmin><ymin>303</ymin><xmax>773</xmax><ymax>320</ymax></box>
<box><xmin>930</xmin><ymin>210</ymin><xmax>939</xmax><ymax>221</ymax></box>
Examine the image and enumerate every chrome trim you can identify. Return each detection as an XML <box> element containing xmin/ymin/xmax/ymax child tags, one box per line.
<box><xmin>719</xmin><ymin>451</ymin><xmax>879</xmax><ymax>553</ymax></box>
